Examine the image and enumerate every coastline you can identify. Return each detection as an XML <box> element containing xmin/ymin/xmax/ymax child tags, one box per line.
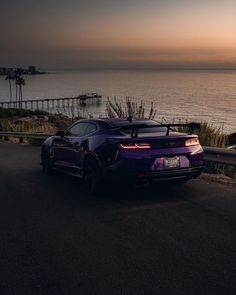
<box><xmin>0</xmin><ymin>70</ymin><xmax>235</xmax><ymax>133</ymax></box>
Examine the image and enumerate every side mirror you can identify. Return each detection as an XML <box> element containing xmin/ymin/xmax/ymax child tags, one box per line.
<box><xmin>56</xmin><ymin>130</ymin><xmax>64</xmax><ymax>137</ymax></box>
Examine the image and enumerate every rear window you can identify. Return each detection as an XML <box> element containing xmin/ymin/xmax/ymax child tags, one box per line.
<box><xmin>123</xmin><ymin>126</ymin><xmax>168</xmax><ymax>134</ymax></box>
<box><xmin>109</xmin><ymin>120</ymin><xmax>168</xmax><ymax>134</ymax></box>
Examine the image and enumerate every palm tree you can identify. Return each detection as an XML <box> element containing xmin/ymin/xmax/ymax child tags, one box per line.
<box><xmin>12</xmin><ymin>68</ymin><xmax>25</xmax><ymax>108</ymax></box>
<box><xmin>5</xmin><ymin>72</ymin><xmax>14</xmax><ymax>107</ymax></box>
<box><xmin>13</xmin><ymin>72</ymin><xmax>19</xmax><ymax>107</ymax></box>
<box><xmin>16</xmin><ymin>76</ymin><xmax>25</xmax><ymax>109</ymax></box>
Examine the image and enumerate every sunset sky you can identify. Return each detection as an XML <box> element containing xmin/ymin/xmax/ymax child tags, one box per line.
<box><xmin>1</xmin><ymin>0</ymin><xmax>236</xmax><ymax>69</ymax></box>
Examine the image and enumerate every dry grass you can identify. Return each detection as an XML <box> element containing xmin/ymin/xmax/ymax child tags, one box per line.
<box><xmin>178</xmin><ymin>121</ymin><xmax>228</xmax><ymax>148</ymax></box>
<box><xmin>106</xmin><ymin>97</ymin><xmax>156</xmax><ymax>119</ymax></box>
<box><xmin>0</xmin><ymin>119</ymin><xmax>55</xmax><ymax>134</ymax></box>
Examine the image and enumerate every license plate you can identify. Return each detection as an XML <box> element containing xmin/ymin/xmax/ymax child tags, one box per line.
<box><xmin>164</xmin><ymin>157</ymin><xmax>180</xmax><ymax>168</ymax></box>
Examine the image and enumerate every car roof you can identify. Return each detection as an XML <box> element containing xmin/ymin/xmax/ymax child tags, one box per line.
<box><xmin>95</xmin><ymin>118</ymin><xmax>158</xmax><ymax>126</ymax></box>
<box><xmin>74</xmin><ymin>118</ymin><xmax>158</xmax><ymax>126</ymax></box>
<box><xmin>71</xmin><ymin>119</ymin><xmax>165</xmax><ymax>134</ymax></box>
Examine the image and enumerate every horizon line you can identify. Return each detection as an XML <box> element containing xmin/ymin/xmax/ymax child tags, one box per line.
<box><xmin>41</xmin><ymin>67</ymin><xmax>236</xmax><ymax>71</ymax></box>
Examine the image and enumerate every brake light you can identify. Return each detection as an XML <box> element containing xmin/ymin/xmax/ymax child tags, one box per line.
<box><xmin>120</xmin><ymin>143</ymin><xmax>151</xmax><ymax>149</ymax></box>
<box><xmin>185</xmin><ymin>138</ymin><xmax>199</xmax><ymax>146</ymax></box>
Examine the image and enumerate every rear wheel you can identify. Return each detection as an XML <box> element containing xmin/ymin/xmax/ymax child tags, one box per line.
<box><xmin>83</xmin><ymin>157</ymin><xmax>103</xmax><ymax>194</ymax></box>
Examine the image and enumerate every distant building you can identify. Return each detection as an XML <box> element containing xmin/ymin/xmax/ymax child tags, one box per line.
<box><xmin>28</xmin><ymin>66</ymin><xmax>36</xmax><ymax>74</ymax></box>
<box><xmin>0</xmin><ymin>66</ymin><xmax>45</xmax><ymax>76</ymax></box>
<box><xmin>0</xmin><ymin>67</ymin><xmax>13</xmax><ymax>75</ymax></box>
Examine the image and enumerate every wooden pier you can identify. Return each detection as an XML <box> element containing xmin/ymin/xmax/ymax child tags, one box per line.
<box><xmin>0</xmin><ymin>93</ymin><xmax>102</xmax><ymax>111</ymax></box>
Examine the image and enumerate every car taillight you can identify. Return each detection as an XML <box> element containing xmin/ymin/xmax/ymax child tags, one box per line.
<box><xmin>185</xmin><ymin>137</ymin><xmax>199</xmax><ymax>146</ymax></box>
<box><xmin>120</xmin><ymin>143</ymin><xmax>151</xmax><ymax>149</ymax></box>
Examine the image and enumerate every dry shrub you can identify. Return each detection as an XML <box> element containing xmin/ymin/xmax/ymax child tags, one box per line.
<box><xmin>106</xmin><ymin>97</ymin><xmax>156</xmax><ymax>119</ymax></box>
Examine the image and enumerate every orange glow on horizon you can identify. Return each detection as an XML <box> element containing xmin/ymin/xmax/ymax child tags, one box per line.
<box><xmin>2</xmin><ymin>0</ymin><xmax>236</xmax><ymax>68</ymax></box>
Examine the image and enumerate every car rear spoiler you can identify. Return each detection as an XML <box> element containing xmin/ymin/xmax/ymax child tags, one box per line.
<box><xmin>110</xmin><ymin>122</ymin><xmax>201</xmax><ymax>138</ymax></box>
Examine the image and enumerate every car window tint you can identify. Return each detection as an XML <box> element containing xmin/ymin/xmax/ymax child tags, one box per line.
<box><xmin>85</xmin><ymin>123</ymin><xmax>97</xmax><ymax>135</ymax></box>
<box><xmin>66</xmin><ymin>123</ymin><xmax>88</xmax><ymax>136</ymax></box>
<box><xmin>124</xmin><ymin>126</ymin><xmax>168</xmax><ymax>134</ymax></box>
<box><xmin>108</xmin><ymin>120</ymin><xmax>168</xmax><ymax>134</ymax></box>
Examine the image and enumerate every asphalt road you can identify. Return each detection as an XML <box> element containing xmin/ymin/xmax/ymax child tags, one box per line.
<box><xmin>0</xmin><ymin>143</ymin><xmax>236</xmax><ymax>295</ymax></box>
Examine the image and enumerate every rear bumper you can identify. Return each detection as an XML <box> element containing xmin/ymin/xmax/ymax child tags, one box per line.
<box><xmin>104</xmin><ymin>164</ymin><xmax>202</xmax><ymax>182</ymax></box>
<box><xmin>138</xmin><ymin>166</ymin><xmax>202</xmax><ymax>181</ymax></box>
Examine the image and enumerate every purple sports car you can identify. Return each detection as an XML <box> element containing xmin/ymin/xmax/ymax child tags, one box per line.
<box><xmin>41</xmin><ymin>118</ymin><xmax>203</xmax><ymax>193</ymax></box>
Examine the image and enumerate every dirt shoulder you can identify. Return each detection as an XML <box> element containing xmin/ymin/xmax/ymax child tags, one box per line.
<box><xmin>200</xmin><ymin>172</ymin><xmax>236</xmax><ymax>186</ymax></box>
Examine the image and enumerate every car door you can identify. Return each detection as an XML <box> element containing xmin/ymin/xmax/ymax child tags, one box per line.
<box><xmin>75</xmin><ymin>123</ymin><xmax>98</xmax><ymax>170</ymax></box>
<box><xmin>53</xmin><ymin>122</ymin><xmax>87</xmax><ymax>170</ymax></box>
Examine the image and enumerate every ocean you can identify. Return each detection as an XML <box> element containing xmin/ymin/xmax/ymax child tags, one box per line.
<box><xmin>0</xmin><ymin>70</ymin><xmax>235</xmax><ymax>133</ymax></box>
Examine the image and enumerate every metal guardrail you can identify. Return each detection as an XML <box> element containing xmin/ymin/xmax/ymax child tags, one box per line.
<box><xmin>0</xmin><ymin>131</ymin><xmax>236</xmax><ymax>166</ymax></box>
<box><xmin>203</xmin><ymin>146</ymin><xmax>236</xmax><ymax>166</ymax></box>
<box><xmin>0</xmin><ymin>131</ymin><xmax>53</xmax><ymax>143</ymax></box>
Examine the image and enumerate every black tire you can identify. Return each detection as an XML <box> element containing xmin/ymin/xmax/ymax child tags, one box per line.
<box><xmin>83</xmin><ymin>157</ymin><xmax>103</xmax><ymax>194</ymax></box>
